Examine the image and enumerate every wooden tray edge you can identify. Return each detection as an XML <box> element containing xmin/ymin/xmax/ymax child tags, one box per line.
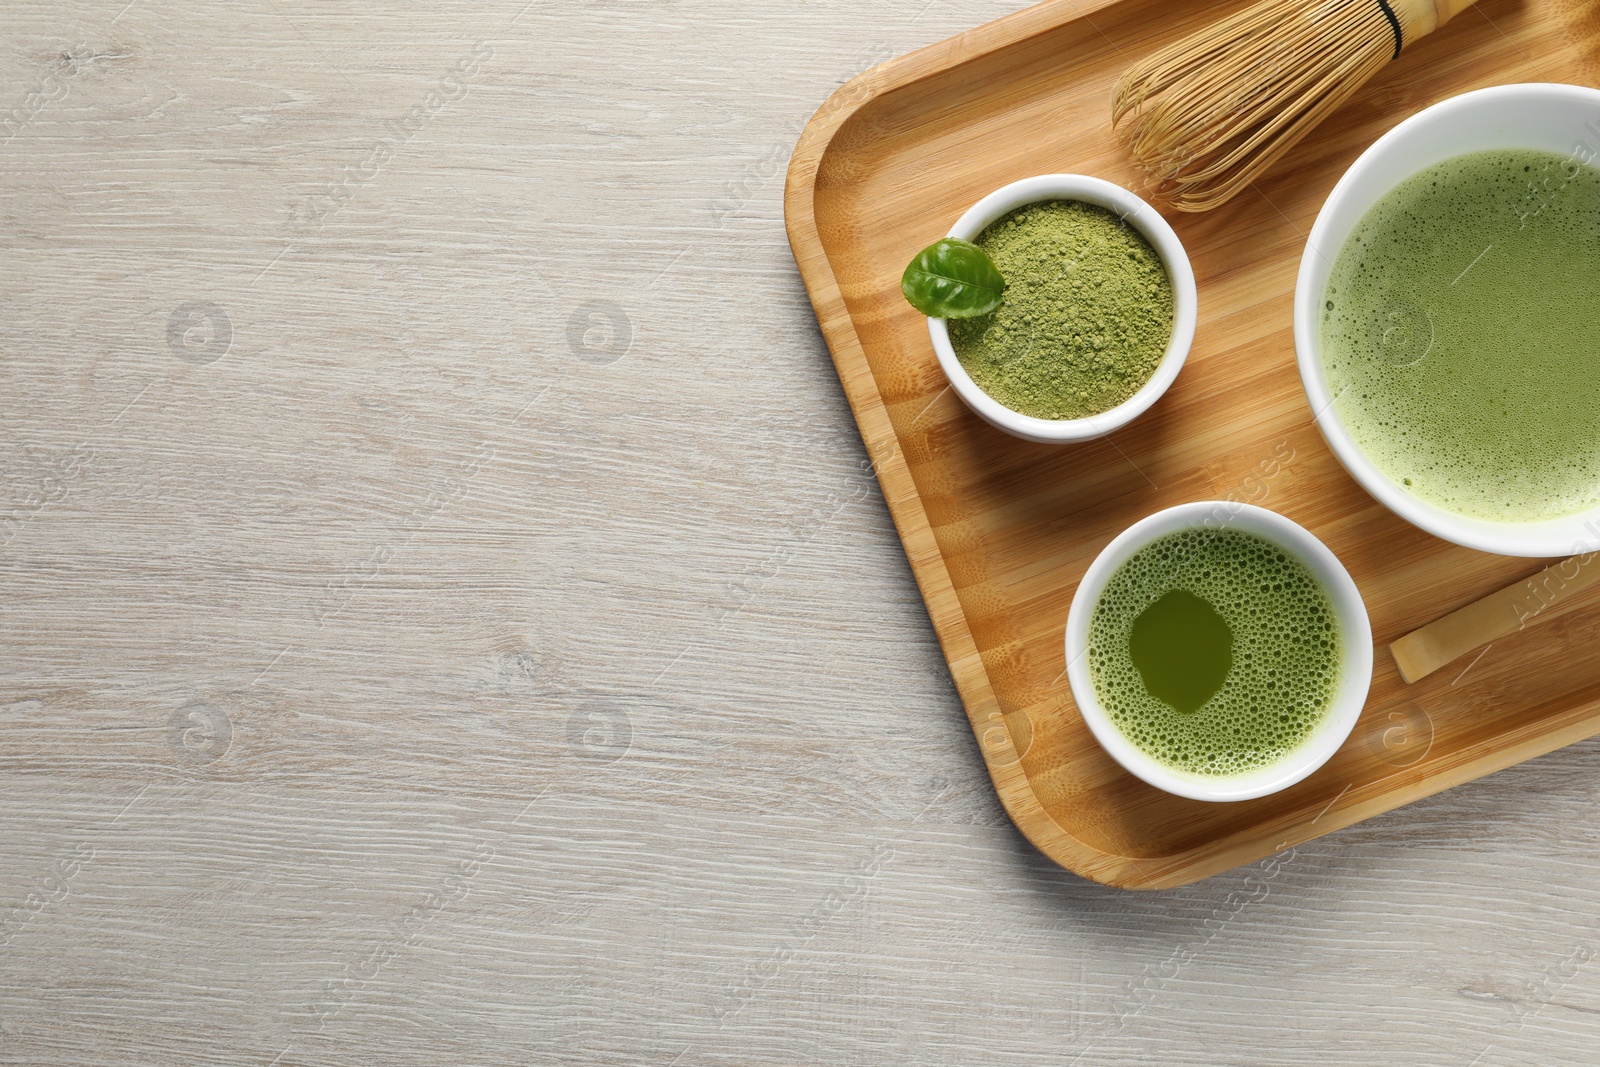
<box><xmin>782</xmin><ymin>0</ymin><xmax>1159</xmax><ymax>890</ymax></box>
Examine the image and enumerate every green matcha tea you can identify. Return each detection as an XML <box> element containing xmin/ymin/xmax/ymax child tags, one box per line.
<box><xmin>950</xmin><ymin>199</ymin><xmax>1174</xmax><ymax>420</ymax></box>
<box><xmin>1087</xmin><ymin>528</ymin><xmax>1342</xmax><ymax>778</ymax></box>
<box><xmin>1321</xmin><ymin>148</ymin><xmax>1600</xmax><ymax>521</ymax></box>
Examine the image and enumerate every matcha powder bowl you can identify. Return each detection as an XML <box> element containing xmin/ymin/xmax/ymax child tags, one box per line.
<box><xmin>926</xmin><ymin>174</ymin><xmax>1198</xmax><ymax>444</ymax></box>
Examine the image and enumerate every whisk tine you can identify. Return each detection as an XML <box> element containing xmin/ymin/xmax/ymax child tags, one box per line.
<box><xmin>1111</xmin><ymin>0</ymin><xmax>1461</xmax><ymax>211</ymax></box>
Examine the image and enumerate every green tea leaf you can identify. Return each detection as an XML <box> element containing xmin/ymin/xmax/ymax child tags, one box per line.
<box><xmin>900</xmin><ymin>238</ymin><xmax>1006</xmax><ymax>319</ymax></box>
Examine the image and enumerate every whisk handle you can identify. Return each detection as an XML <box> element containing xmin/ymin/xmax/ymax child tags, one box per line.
<box><xmin>1433</xmin><ymin>0</ymin><xmax>1479</xmax><ymax>22</ymax></box>
<box><xmin>1391</xmin><ymin>0</ymin><xmax>1476</xmax><ymax>41</ymax></box>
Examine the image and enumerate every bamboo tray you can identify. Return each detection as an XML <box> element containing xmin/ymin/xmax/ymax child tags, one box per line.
<box><xmin>785</xmin><ymin>0</ymin><xmax>1600</xmax><ymax>888</ymax></box>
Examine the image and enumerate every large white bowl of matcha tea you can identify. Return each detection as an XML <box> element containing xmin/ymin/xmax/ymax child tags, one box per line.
<box><xmin>927</xmin><ymin>174</ymin><xmax>1197</xmax><ymax>444</ymax></box>
<box><xmin>1065</xmin><ymin>502</ymin><xmax>1373</xmax><ymax>803</ymax></box>
<box><xmin>1296</xmin><ymin>83</ymin><xmax>1600</xmax><ymax>557</ymax></box>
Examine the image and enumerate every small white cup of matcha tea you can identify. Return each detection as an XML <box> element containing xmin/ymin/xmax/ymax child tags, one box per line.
<box><xmin>1297</xmin><ymin>83</ymin><xmax>1600</xmax><ymax>557</ymax></box>
<box><xmin>926</xmin><ymin>174</ymin><xmax>1197</xmax><ymax>444</ymax></box>
<box><xmin>1065</xmin><ymin>502</ymin><xmax>1373</xmax><ymax>803</ymax></box>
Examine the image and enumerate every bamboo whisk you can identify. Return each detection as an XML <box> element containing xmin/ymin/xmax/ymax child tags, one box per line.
<box><xmin>1111</xmin><ymin>0</ymin><xmax>1476</xmax><ymax>212</ymax></box>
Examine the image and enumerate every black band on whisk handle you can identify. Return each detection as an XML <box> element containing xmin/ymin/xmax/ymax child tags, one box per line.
<box><xmin>1375</xmin><ymin>0</ymin><xmax>1405</xmax><ymax>58</ymax></box>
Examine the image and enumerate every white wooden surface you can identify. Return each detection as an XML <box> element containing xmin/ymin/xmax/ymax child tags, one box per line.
<box><xmin>2</xmin><ymin>2</ymin><xmax>1598</xmax><ymax>1064</ymax></box>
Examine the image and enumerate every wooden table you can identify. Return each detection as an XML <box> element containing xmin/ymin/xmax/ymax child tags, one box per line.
<box><xmin>2</xmin><ymin>2</ymin><xmax>1597</xmax><ymax>1063</ymax></box>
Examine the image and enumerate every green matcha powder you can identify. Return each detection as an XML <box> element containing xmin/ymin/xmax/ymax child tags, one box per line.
<box><xmin>949</xmin><ymin>199</ymin><xmax>1175</xmax><ymax>420</ymax></box>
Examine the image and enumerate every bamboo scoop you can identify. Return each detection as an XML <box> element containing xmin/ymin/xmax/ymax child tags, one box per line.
<box><xmin>1390</xmin><ymin>553</ymin><xmax>1600</xmax><ymax>683</ymax></box>
<box><xmin>1112</xmin><ymin>0</ymin><xmax>1478</xmax><ymax>211</ymax></box>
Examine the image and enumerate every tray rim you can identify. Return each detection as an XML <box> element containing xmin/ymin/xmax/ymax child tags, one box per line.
<box><xmin>782</xmin><ymin>0</ymin><xmax>1600</xmax><ymax>889</ymax></box>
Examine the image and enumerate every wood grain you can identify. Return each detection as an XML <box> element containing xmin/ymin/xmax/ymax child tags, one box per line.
<box><xmin>4</xmin><ymin>1</ymin><xmax>1600</xmax><ymax>1065</ymax></box>
<box><xmin>786</xmin><ymin>0</ymin><xmax>1600</xmax><ymax>889</ymax></box>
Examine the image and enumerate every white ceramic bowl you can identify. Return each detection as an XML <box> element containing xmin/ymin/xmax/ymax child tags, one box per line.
<box><xmin>1295</xmin><ymin>82</ymin><xmax>1600</xmax><ymax>557</ymax></box>
<box><xmin>927</xmin><ymin>174</ymin><xmax>1198</xmax><ymax>444</ymax></box>
<box><xmin>1064</xmin><ymin>502</ymin><xmax>1374</xmax><ymax>803</ymax></box>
